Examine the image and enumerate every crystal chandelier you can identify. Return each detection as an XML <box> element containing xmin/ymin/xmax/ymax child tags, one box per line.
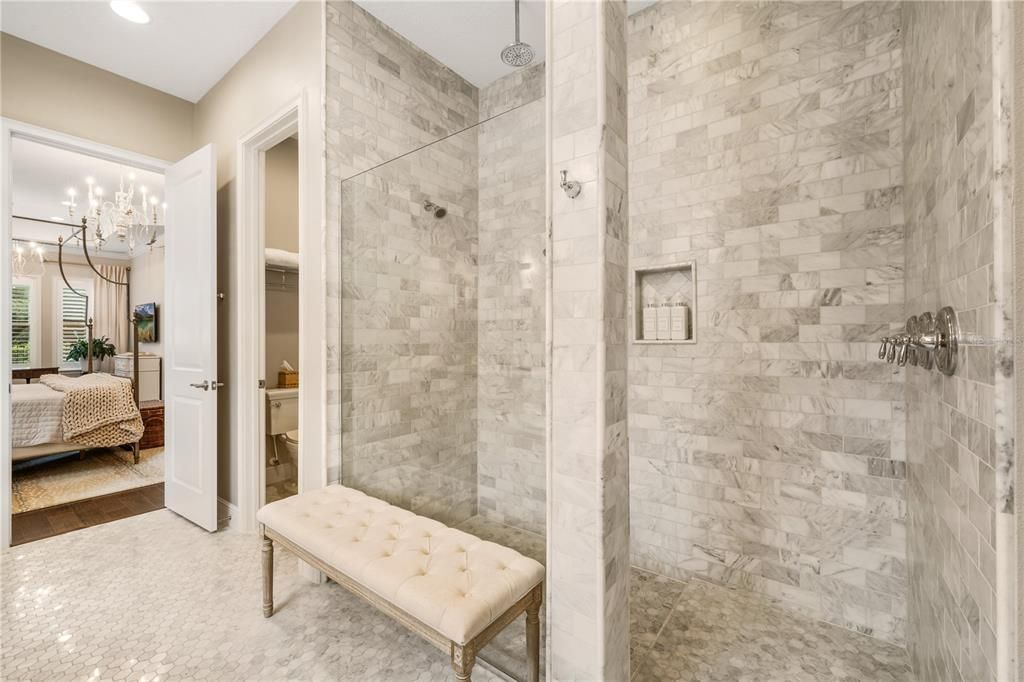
<box><xmin>11</xmin><ymin>240</ymin><xmax>45</xmax><ymax>277</ymax></box>
<box><xmin>62</xmin><ymin>173</ymin><xmax>166</xmax><ymax>254</ymax></box>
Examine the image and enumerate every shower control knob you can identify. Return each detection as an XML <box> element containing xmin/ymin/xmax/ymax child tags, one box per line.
<box><xmin>886</xmin><ymin>338</ymin><xmax>898</xmax><ymax>363</ymax></box>
<box><xmin>896</xmin><ymin>337</ymin><xmax>910</xmax><ymax>366</ymax></box>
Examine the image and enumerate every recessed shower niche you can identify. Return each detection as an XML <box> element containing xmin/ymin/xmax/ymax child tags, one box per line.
<box><xmin>633</xmin><ymin>262</ymin><xmax>696</xmax><ymax>344</ymax></box>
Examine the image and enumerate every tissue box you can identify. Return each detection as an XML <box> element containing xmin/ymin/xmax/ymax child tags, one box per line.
<box><xmin>278</xmin><ymin>371</ymin><xmax>299</xmax><ymax>388</ymax></box>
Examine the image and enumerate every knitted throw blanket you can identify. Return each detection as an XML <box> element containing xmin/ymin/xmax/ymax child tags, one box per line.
<box><xmin>39</xmin><ymin>373</ymin><xmax>144</xmax><ymax>447</ymax></box>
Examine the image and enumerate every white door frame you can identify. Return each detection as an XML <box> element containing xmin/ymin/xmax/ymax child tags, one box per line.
<box><xmin>235</xmin><ymin>90</ymin><xmax>326</xmax><ymax>533</ymax></box>
<box><xmin>0</xmin><ymin>118</ymin><xmax>170</xmax><ymax>548</ymax></box>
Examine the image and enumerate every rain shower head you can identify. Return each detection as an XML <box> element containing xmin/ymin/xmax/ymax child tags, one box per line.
<box><xmin>501</xmin><ymin>42</ymin><xmax>534</xmax><ymax>67</ymax></box>
<box><xmin>423</xmin><ymin>200</ymin><xmax>447</xmax><ymax>219</ymax></box>
<box><xmin>500</xmin><ymin>0</ymin><xmax>534</xmax><ymax>67</ymax></box>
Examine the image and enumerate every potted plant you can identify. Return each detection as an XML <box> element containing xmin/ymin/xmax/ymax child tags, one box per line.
<box><xmin>65</xmin><ymin>337</ymin><xmax>117</xmax><ymax>373</ymax></box>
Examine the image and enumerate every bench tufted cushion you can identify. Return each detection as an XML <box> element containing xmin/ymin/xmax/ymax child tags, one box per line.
<box><xmin>257</xmin><ymin>484</ymin><xmax>544</xmax><ymax>645</ymax></box>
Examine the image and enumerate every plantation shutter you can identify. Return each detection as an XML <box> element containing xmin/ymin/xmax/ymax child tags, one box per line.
<box><xmin>11</xmin><ymin>283</ymin><xmax>31</xmax><ymax>366</ymax></box>
<box><xmin>61</xmin><ymin>286</ymin><xmax>89</xmax><ymax>362</ymax></box>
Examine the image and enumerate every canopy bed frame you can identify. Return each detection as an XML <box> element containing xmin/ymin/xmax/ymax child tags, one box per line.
<box><xmin>10</xmin><ymin>217</ymin><xmax>142</xmax><ymax>464</ymax></box>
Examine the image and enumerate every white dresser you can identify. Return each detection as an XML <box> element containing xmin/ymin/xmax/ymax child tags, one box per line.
<box><xmin>114</xmin><ymin>353</ymin><xmax>162</xmax><ymax>402</ymax></box>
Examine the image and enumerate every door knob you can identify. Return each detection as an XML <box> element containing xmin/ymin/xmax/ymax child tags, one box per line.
<box><xmin>212</xmin><ymin>381</ymin><xmax>225</xmax><ymax>390</ymax></box>
<box><xmin>190</xmin><ymin>380</ymin><xmax>209</xmax><ymax>391</ymax></box>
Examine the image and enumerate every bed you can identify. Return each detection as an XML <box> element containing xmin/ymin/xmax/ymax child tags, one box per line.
<box><xmin>11</xmin><ymin>374</ymin><xmax>143</xmax><ymax>464</ymax></box>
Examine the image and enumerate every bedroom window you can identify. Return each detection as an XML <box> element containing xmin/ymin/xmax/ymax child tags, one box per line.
<box><xmin>11</xmin><ymin>277</ymin><xmax>40</xmax><ymax>368</ymax></box>
<box><xmin>59</xmin><ymin>279</ymin><xmax>94</xmax><ymax>368</ymax></box>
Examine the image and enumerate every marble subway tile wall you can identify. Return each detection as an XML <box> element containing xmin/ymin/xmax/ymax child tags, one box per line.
<box><xmin>326</xmin><ymin>1</ymin><xmax>481</xmax><ymax>523</ymax></box>
<box><xmin>477</xmin><ymin>64</ymin><xmax>548</xmax><ymax>536</ymax></box>
<box><xmin>627</xmin><ymin>1</ymin><xmax>907</xmax><ymax>643</ymax></box>
<box><xmin>903</xmin><ymin>2</ymin><xmax>1016</xmax><ymax>679</ymax></box>
<box><xmin>548</xmin><ymin>0</ymin><xmax>632</xmax><ymax>676</ymax></box>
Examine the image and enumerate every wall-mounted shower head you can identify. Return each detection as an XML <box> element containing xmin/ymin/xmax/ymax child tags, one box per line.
<box><xmin>500</xmin><ymin>0</ymin><xmax>534</xmax><ymax>67</ymax></box>
<box><xmin>423</xmin><ymin>200</ymin><xmax>447</xmax><ymax>219</ymax></box>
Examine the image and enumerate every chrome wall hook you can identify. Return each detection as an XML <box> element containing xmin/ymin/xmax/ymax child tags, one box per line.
<box><xmin>560</xmin><ymin>170</ymin><xmax>581</xmax><ymax>199</ymax></box>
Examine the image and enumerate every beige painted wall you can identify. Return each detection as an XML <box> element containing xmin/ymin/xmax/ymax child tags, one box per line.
<box><xmin>129</xmin><ymin>248</ymin><xmax>165</xmax><ymax>358</ymax></box>
<box><xmin>0</xmin><ymin>33</ymin><xmax>194</xmax><ymax>162</ymax></box>
<box><xmin>192</xmin><ymin>1</ymin><xmax>321</xmax><ymax>504</ymax></box>
<box><xmin>265</xmin><ymin>138</ymin><xmax>299</xmax><ymax>252</ymax></box>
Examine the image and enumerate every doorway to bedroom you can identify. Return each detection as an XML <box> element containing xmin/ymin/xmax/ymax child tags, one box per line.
<box><xmin>7</xmin><ymin>137</ymin><xmax>167</xmax><ymax>544</ymax></box>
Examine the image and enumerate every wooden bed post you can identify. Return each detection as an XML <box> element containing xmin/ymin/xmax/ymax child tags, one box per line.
<box><xmin>262</xmin><ymin>533</ymin><xmax>274</xmax><ymax>618</ymax></box>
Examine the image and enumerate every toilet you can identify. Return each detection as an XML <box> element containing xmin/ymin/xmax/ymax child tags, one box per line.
<box><xmin>266</xmin><ymin>388</ymin><xmax>299</xmax><ymax>467</ymax></box>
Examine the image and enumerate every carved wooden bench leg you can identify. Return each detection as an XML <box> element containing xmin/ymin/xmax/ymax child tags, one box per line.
<box><xmin>526</xmin><ymin>585</ymin><xmax>542</xmax><ymax>682</ymax></box>
<box><xmin>451</xmin><ymin>642</ymin><xmax>475</xmax><ymax>681</ymax></box>
<box><xmin>262</xmin><ymin>534</ymin><xmax>274</xmax><ymax>617</ymax></box>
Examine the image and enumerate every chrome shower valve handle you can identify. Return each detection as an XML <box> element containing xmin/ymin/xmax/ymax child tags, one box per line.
<box><xmin>896</xmin><ymin>336</ymin><xmax>910</xmax><ymax>366</ymax></box>
<box><xmin>876</xmin><ymin>308</ymin><xmax>959</xmax><ymax>375</ymax></box>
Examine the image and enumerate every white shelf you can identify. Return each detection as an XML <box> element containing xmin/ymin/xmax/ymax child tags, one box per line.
<box><xmin>633</xmin><ymin>261</ymin><xmax>696</xmax><ymax>344</ymax></box>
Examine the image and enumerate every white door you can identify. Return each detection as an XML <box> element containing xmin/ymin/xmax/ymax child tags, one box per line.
<box><xmin>164</xmin><ymin>144</ymin><xmax>218</xmax><ymax>531</ymax></box>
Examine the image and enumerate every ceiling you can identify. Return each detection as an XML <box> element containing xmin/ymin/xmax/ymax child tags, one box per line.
<box><xmin>0</xmin><ymin>1</ymin><xmax>298</xmax><ymax>102</ymax></box>
<box><xmin>12</xmin><ymin>138</ymin><xmax>164</xmax><ymax>258</ymax></box>
<box><xmin>355</xmin><ymin>0</ymin><xmax>659</xmax><ymax>88</ymax></box>
<box><xmin>355</xmin><ymin>0</ymin><xmax>545</xmax><ymax>88</ymax></box>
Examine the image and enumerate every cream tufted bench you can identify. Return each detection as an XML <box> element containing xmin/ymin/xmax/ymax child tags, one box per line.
<box><xmin>257</xmin><ymin>484</ymin><xmax>544</xmax><ymax>681</ymax></box>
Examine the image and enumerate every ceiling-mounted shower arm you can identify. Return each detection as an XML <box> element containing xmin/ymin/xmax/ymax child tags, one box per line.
<box><xmin>514</xmin><ymin>0</ymin><xmax>521</xmax><ymax>43</ymax></box>
<box><xmin>500</xmin><ymin>0</ymin><xmax>534</xmax><ymax>67</ymax></box>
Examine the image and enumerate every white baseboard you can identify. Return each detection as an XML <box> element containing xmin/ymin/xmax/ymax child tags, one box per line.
<box><xmin>217</xmin><ymin>496</ymin><xmax>240</xmax><ymax>531</ymax></box>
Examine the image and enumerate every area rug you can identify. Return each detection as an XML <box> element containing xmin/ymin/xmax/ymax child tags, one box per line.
<box><xmin>12</xmin><ymin>447</ymin><xmax>164</xmax><ymax>513</ymax></box>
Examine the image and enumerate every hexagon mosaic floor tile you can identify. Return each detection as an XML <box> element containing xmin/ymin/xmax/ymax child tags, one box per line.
<box><xmin>2</xmin><ymin>509</ymin><xmax>912</xmax><ymax>681</ymax></box>
<box><xmin>1</xmin><ymin>510</ymin><xmax>502</xmax><ymax>682</ymax></box>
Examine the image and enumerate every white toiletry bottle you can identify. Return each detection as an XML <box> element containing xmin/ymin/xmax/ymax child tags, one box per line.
<box><xmin>671</xmin><ymin>301</ymin><xmax>690</xmax><ymax>341</ymax></box>
<box><xmin>656</xmin><ymin>301</ymin><xmax>671</xmax><ymax>340</ymax></box>
<box><xmin>642</xmin><ymin>303</ymin><xmax>657</xmax><ymax>341</ymax></box>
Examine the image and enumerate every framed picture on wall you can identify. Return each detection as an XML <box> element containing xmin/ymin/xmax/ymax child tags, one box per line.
<box><xmin>135</xmin><ymin>302</ymin><xmax>158</xmax><ymax>343</ymax></box>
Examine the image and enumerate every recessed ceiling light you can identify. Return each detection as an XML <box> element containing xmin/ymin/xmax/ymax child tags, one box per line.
<box><xmin>110</xmin><ymin>1</ymin><xmax>150</xmax><ymax>24</ymax></box>
<box><xmin>50</xmin><ymin>216</ymin><xmax>65</xmax><ymax>221</ymax></box>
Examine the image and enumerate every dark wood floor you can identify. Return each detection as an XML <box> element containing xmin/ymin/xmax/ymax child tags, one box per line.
<box><xmin>11</xmin><ymin>483</ymin><xmax>164</xmax><ymax>546</ymax></box>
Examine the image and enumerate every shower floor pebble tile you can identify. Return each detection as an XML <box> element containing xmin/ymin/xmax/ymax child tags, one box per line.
<box><xmin>634</xmin><ymin>579</ymin><xmax>914</xmax><ymax>682</ymax></box>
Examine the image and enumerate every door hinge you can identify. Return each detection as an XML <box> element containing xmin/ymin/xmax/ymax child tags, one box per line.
<box><xmin>258</xmin><ymin>379</ymin><xmax>266</xmax><ymax>389</ymax></box>
<box><xmin>217</xmin><ymin>292</ymin><xmax>225</xmax><ymax>301</ymax></box>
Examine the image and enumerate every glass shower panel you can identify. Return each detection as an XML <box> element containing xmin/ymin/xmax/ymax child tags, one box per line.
<box><xmin>339</xmin><ymin>85</ymin><xmax>548</xmax><ymax>530</ymax></box>
<box><xmin>340</xmin><ymin>127</ymin><xmax>480</xmax><ymax>526</ymax></box>
<box><xmin>339</xmin><ymin>66</ymin><xmax>547</xmax><ymax>682</ymax></box>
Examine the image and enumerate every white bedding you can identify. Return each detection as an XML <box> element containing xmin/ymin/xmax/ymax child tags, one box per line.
<box><xmin>11</xmin><ymin>383</ymin><xmax>65</xmax><ymax>448</ymax></box>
